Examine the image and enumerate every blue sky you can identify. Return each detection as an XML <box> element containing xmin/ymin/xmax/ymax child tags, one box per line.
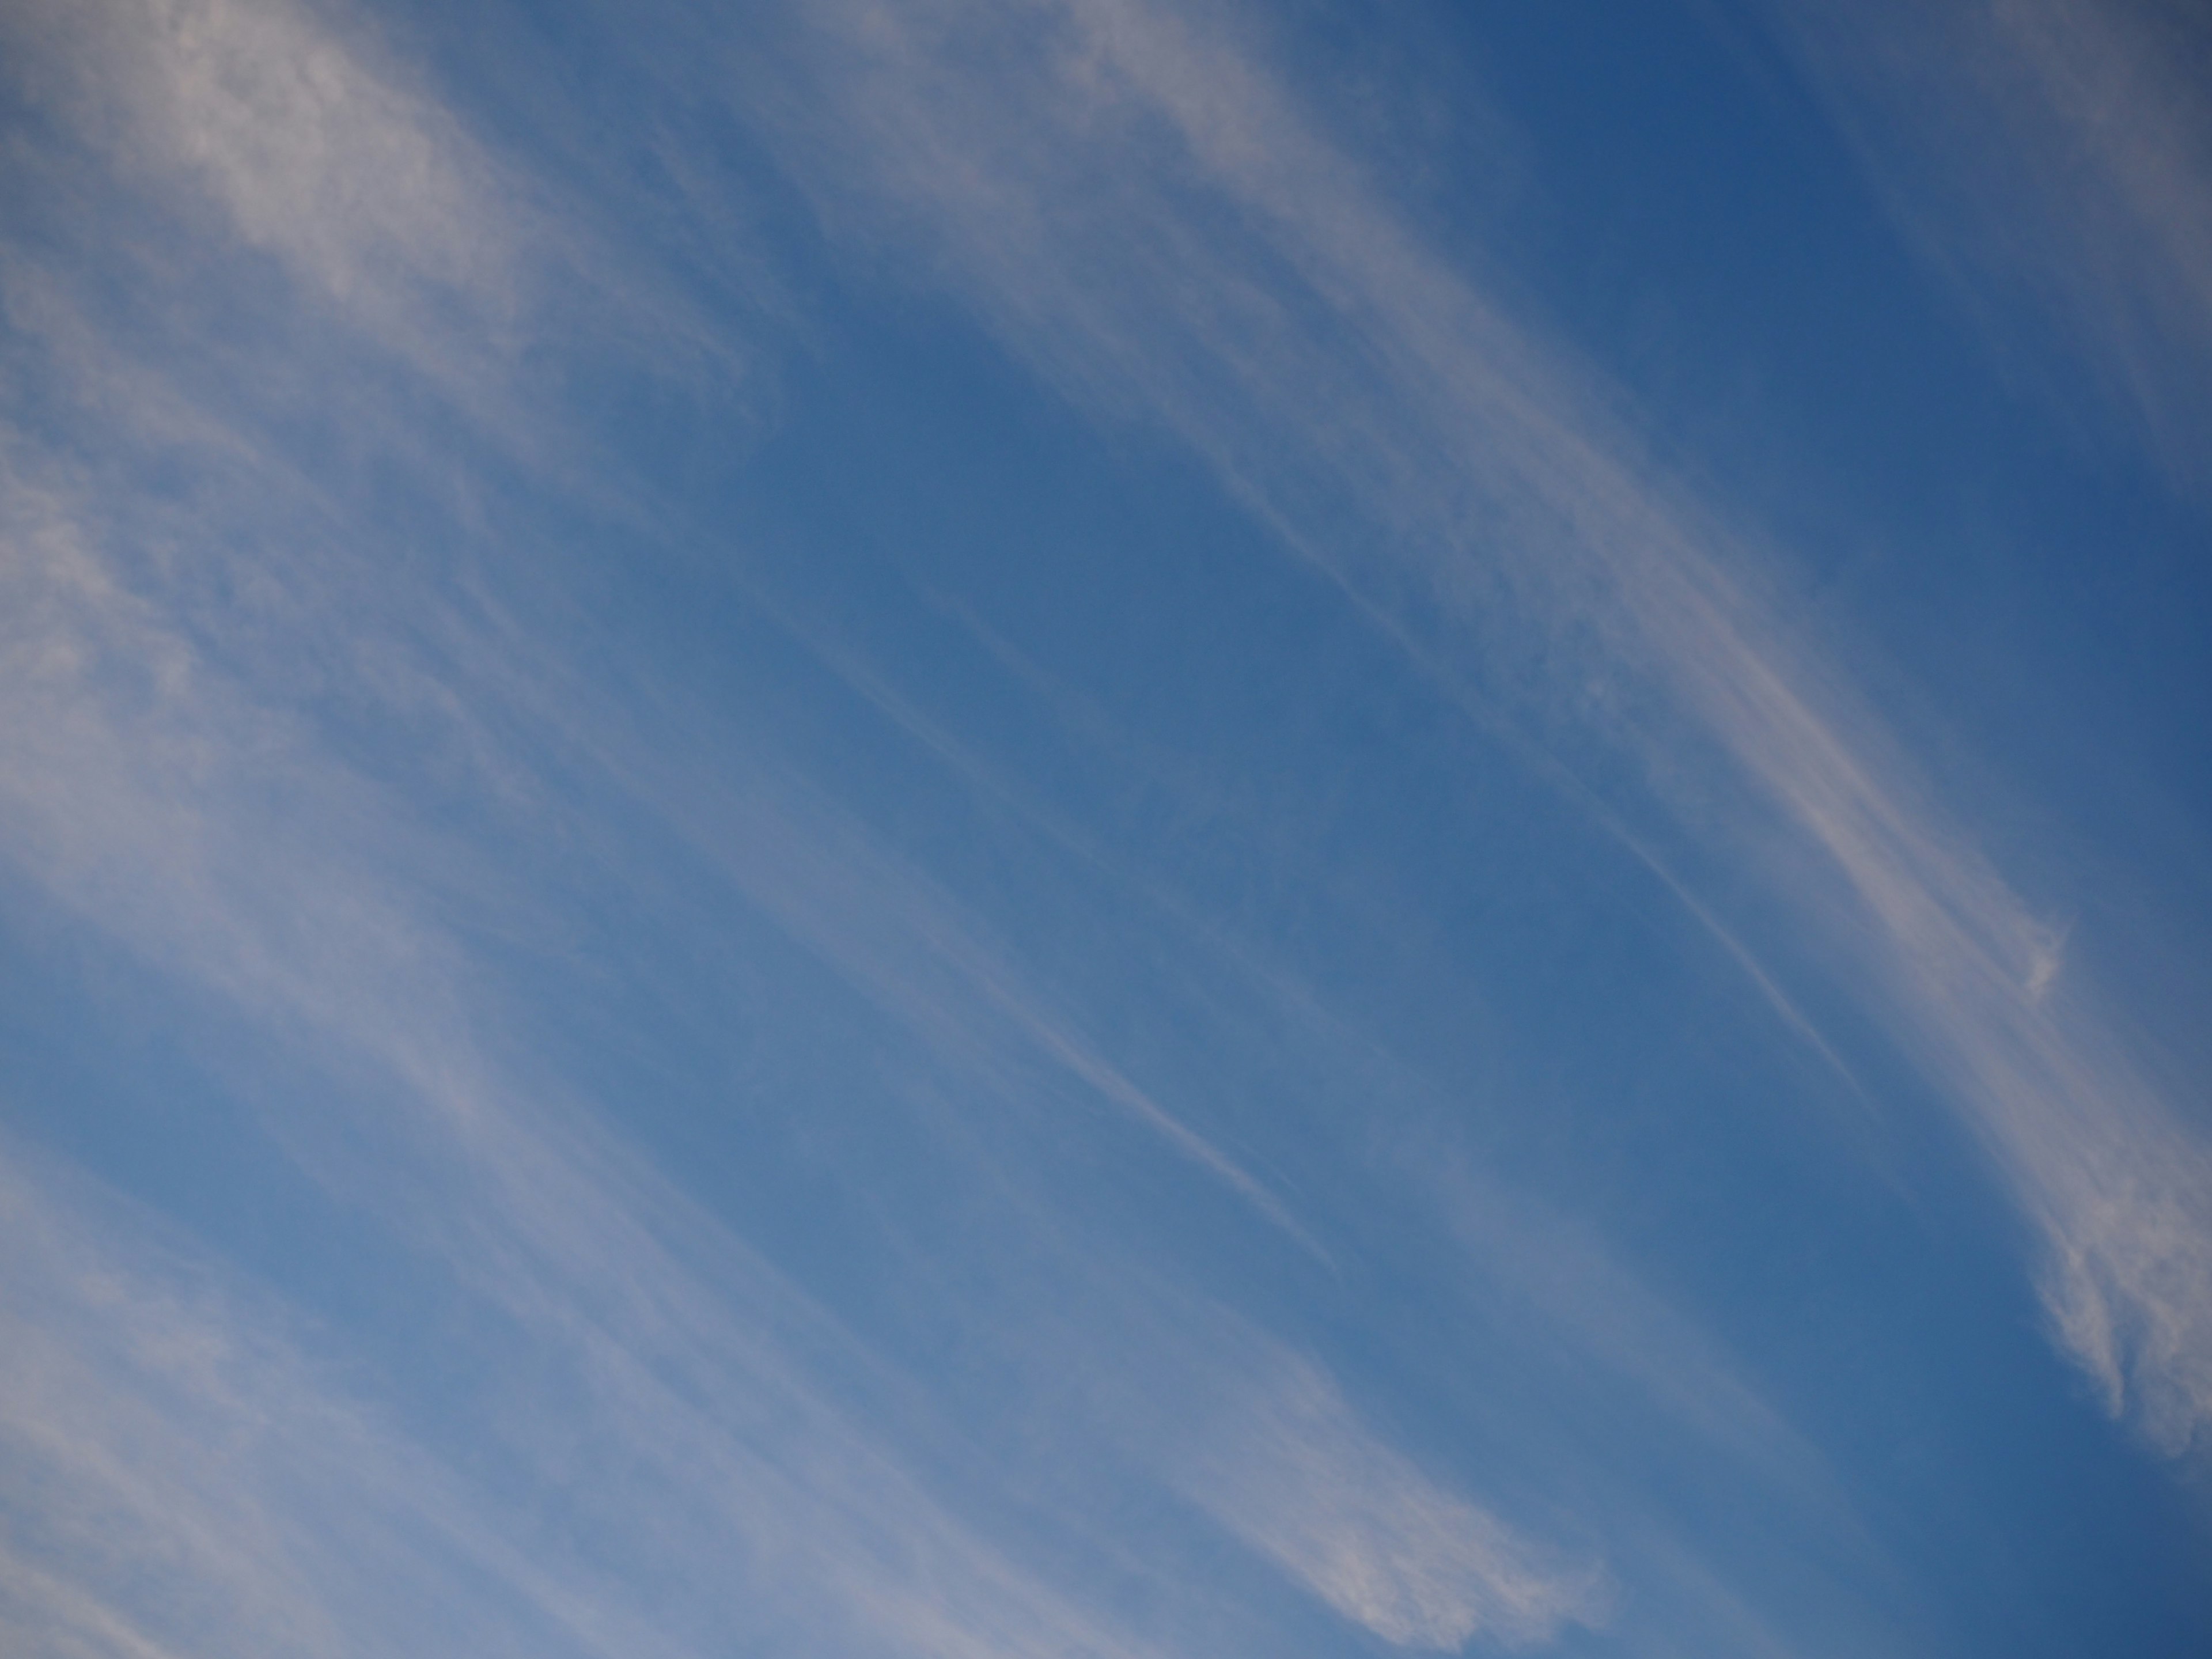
<box><xmin>2</xmin><ymin>1</ymin><xmax>2209</xmax><ymax>1654</ymax></box>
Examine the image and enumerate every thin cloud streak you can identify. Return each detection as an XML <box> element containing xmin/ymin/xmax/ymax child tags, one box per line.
<box><xmin>744</xmin><ymin>588</ymin><xmax>1901</xmax><ymax>1594</ymax></box>
<box><xmin>0</xmin><ymin>9</ymin><xmax>1615</xmax><ymax>1648</ymax></box>
<box><xmin>1761</xmin><ymin>0</ymin><xmax>2212</xmax><ymax>486</ymax></box>
<box><xmin>11</xmin><ymin>0</ymin><xmax>1305</xmax><ymax>1266</ymax></box>
<box><xmin>736</xmin><ymin>0</ymin><xmax>2212</xmax><ymax>1449</ymax></box>
<box><xmin>0</xmin><ymin>464</ymin><xmax>1175</xmax><ymax>1659</ymax></box>
<box><xmin>0</xmin><ymin>444</ymin><xmax>1610</xmax><ymax>1650</ymax></box>
<box><xmin>0</xmin><ymin>1152</ymin><xmax>693</xmax><ymax>1659</ymax></box>
<box><xmin>1175</xmin><ymin>1350</ymin><xmax>1611</xmax><ymax>1651</ymax></box>
<box><xmin>580</xmin><ymin>714</ymin><xmax>1328</xmax><ymax>1259</ymax></box>
<box><xmin>3</xmin><ymin>1</ymin><xmax>2177</xmax><ymax>1653</ymax></box>
<box><xmin>0</xmin><ymin>20</ymin><xmax>1128</xmax><ymax>1657</ymax></box>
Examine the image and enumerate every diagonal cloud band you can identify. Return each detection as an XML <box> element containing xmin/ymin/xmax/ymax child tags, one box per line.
<box><xmin>732</xmin><ymin>0</ymin><xmax>2212</xmax><ymax>1450</ymax></box>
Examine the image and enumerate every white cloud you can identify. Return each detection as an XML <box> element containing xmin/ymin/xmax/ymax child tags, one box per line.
<box><xmin>0</xmin><ymin>481</ymin><xmax>1173</xmax><ymax>1657</ymax></box>
<box><xmin>733</xmin><ymin>0</ymin><xmax>2212</xmax><ymax>1452</ymax></box>
<box><xmin>0</xmin><ymin>1152</ymin><xmax>691</xmax><ymax>1659</ymax></box>
<box><xmin>2</xmin><ymin>3</ymin><xmax>2194</xmax><ymax>1656</ymax></box>
<box><xmin>0</xmin><ymin>36</ymin><xmax>1362</xmax><ymax>1648</ymax></box>
<box><xmin>1</xmin><ymin>381</ymin><xmax>1608</xmax><ymax>1654</ymax></box>
<box><xmin>2</xmin><ymin>0</ymin><xmax>744</xmax><ymax>474</ymax></box>
<box><xmin>0</xmin><ymin>0</ymin><xmax>513</xmax><ymax>395</ymax></box>
<box><xmin>0</xmin><ymin>154</ymin><xmax>1162</xmax><ymax>1659</ymax></box>
<box><xmin>1761</xmin><ymin>0</ymin><xmax>2212</xmax><ymax>486</ymax></box>
<box><xmin>1175</xmin><ymin>1350</ymin><xmax>1609</xmax><ymax>1650</ymax></box>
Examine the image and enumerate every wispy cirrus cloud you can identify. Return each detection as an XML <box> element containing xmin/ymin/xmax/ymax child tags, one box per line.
<box><xmin>728</xmin><ymin>0</ymin><xmax>2212</xmax><ymax>1452</ymax></box>
<box><xmin>1759</xmin><ymin>0</ymin><xmax>2212</xmax><ymax>488</ymax></box>
<box><xmin>0</xmin><ymin>6</ymin><xmax>1626</xmax><ymax>1653</ymax></box>
<box><xmin>0</xmin><ymin>427</ymin><xmax>1615</xmax><ymax>1651</ymax></box>
<box><xmin>1173</xmin><ymin>1349</ymin><xmax>1610</xmax><ymax>1651</ymax></box>
<box><xmin>2</xmin><ymin>0</ymin><xmax>746</xmax><ymax>480</ymax></box>
<box><xmin>7</xmin><ymin>0</ymin><xmax>2188</xmax><ymax>1653</ymax></box>
<box><xmin>0</xmin><ymin>1149</ymin><xmax>703</xmax><ymax>1659</ymax></box>
<box><xmin>0</xmin><ymin>441</ymin><xmax>1184</xmax><ymax>1659</ymax></box>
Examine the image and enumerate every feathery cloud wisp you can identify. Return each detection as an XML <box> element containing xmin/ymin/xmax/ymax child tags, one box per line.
<box><xmin>1761</xmin><ymin>0</ymin><xmax>2212</xmax><ymax>487</ymax></box>
<box><xmin>733</xmin><ymin>0</ymin><xmax>2212</xmax><ymax>1449</ymax></box>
